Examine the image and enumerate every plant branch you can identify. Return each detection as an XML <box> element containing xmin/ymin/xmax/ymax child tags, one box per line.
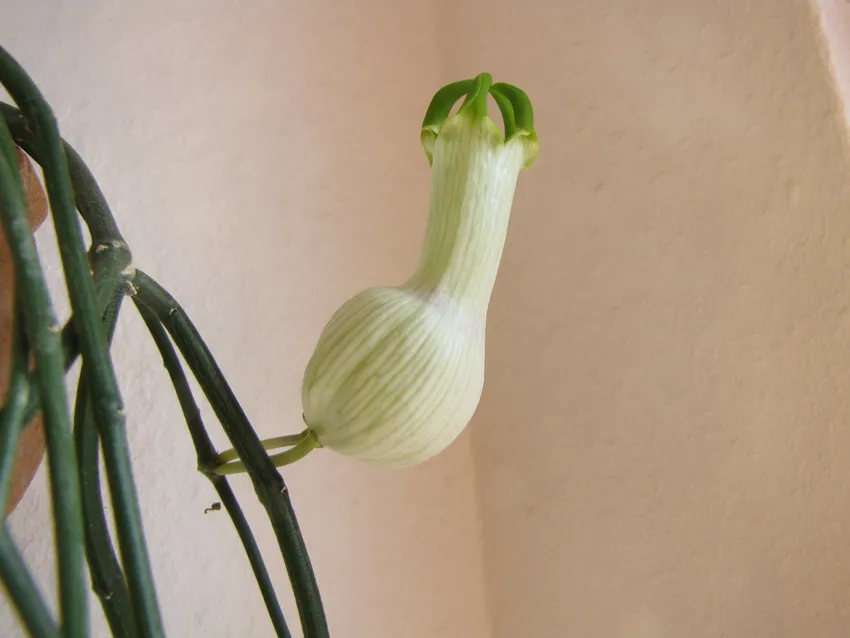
<box><xmin>0</xmin><ymin>527</ymin><xmax>61</xmax><ymax>638</ymax></box>
<box><xmin>74</xmin><ymin>292</ymin><xmax>137</xmax><ymax>638</ymax></box>
<box><xmin>135</xmin><ymin>300</ymin><xmax>293</xmax><ymax>638</ymax></box>
<box><xmin>0</xmin><ymin>305</ymin><xmax>31</xmax><ymax>512</ymax></box>
<box><xmin>0</xmin><ymin>100</ymin><xmax>130</xmax><ymax>428</ymax></box>
<box><xmin>0</xmin><ymin>44</ymin><xmax>164</xmax><ymax>638</ymax></box>
<box><xmin>130</xmin><ymin>269</ymin><xmax>329</xmax><ymax>638</ymax></box>
<box><xmin>0</xmin><ymin>95</ymin><xmax>87</xmax><ymax>638</ymax></box>
<box><xmin>215</xmin><ymin>433</ymin><xmax>309</xmax><ymax>465</ymax></box>
<box><xmin>214</xmin><ymin>432</ymin><xmax>319</xmax><ymax>476</ymax></box>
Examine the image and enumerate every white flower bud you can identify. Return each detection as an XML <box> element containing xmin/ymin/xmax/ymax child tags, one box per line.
<box><xmin>302</xmin><ymin>74</ymin><xmax>538</xmax><ymax>468</ymax></box>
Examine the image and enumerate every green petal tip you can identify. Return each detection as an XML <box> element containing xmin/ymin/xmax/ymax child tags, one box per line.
<box><xmin>420</xmin><ymin>74</ymin><xmax>538</xmax><ymax>167</ymax></box>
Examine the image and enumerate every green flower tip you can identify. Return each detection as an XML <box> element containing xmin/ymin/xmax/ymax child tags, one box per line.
<box><xmin>420</xmin><ymin>72</ymin><xmax>539</xmax><ymax>168</ymax></box>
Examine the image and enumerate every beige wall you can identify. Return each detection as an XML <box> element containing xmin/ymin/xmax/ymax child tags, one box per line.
<box><xmin>819</xmin><ymin>0</ymin><xmax>850</xmax><ymax>134</ymax></box>
<box><xmin>0</xmin><ymin>2</ymin><xmax>490</xmax><ymax>637</ymax></box>
<box><xmin>448</xmin><ymin>0</ymin><xmax>850</xmax><ymax>636</ymax></box>
<box><xmin>5</xmin><ymin>1</ymin><xmax>850</xmax><ymax>637</ymax></box>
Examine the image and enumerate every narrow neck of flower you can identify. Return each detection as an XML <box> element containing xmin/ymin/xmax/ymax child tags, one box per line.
<box><xmin>406</xmin><ymin>115</ymin><xmax>526</xmax><ymax>311</ymax></box>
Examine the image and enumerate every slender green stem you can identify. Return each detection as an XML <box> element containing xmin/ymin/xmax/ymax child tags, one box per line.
<box><xmin>215</xmin><ymin>433</ymin><xmax>309</xmax><ymax>465</ymax></box>
<box><xmin>13</xmin><ymin>274</ymin><xmax>119</xmax><ymax>433</ymax></box>
<box><xmin>75</xmin><ymin>293</ymin><xmax>137</xmax><ymax>638</ymax></box>
<box><xmin>0</xmin><ymin>527</ymin><xmax>61</xmax><ymax>638</ymax></box>
<box><xmin>214</xmin><ymin>432</ymin><xmax>319</xmax><ymax>476</ymax></box>
<box><xmin>0</xmin><ymin>108</ymin><xmax>86</xmax><ymax>638</ymax></box>
<box><xmin>0</xmin><ymin>99</ymin><xmax>130</xmax><ymax>347</ymax></box>
<box><xmin>76</xmin><ymin>378</ymin><xmax>136</xmax><ymax>638</ymax></box>
<box><xmin>135</xmin><ymin>300</ymin><xmax>292</xmax><ymax>638</ymax></box>
<box><xmin>0</xmin><ymin>101</ymin><xmax>126</xmax><ymax>246</ymax></box>
<box><xmin>0</xmin><ymin>44</ymin><xmax>332</xmax><ymax>638</ymax></box>
<box><xmin>0</xmin><ymin>44</ymin><xmax>164</xmax><ymax>638</ymax></box>
<box><xmin>0</xmin><ymin>99</ymin><xmax>131</xmax><ymax>435</ymax></box>
<box><xmin>14</xmin><ymin>260</ymin><xmax>122</xmax><ymax>431</ymax></box>
<box><xmin>0</xmin><ymin>305</ymin><xmax>31</xmax><ymax>512</ymax></box>
<box><xmin>130</xmin><ymin>269</ymin><xmax>329</xmax><ymax>638</ymax></box>
<box><xmin>0</xmin><ymin>75</ymin><xmax>30</xmax><ymax>515</ymax></box>
<box><xmin>0</xmin><ymin>107</ymin><xmax>18</xmax><ymax>177</ymax></box>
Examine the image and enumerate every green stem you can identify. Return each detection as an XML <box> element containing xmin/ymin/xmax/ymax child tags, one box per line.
<box><xmin>130</xmin><ymin>269</ymin><xmax>329</xmax><ymax>638</ymax></box>
<box><xmin>0</xmin><ymin>100</ymin><xmax>131</xmax><ymax>431</ymax></box>
<box><xmin>214</xmin><ymin>432</ymin><xmax>319</xmax><ymax>476</ymax></box>
<box><xmin>0</xmin><ymin>527</ymin><xmax>61</xmax><ymax>638</ymax></box>
<box><xmin>0</xmin><ymin>44</ymin><xmax>164</xmax><ymax>638</ymax></box>
<box><xmin>0</xmin><ymin>305</ymin><xmax>31</xmax><ymax>512</ymax></box>
<box><xmin>75</xmin><ymin>293</ymin><xmax>137</xmax><ymax>638</ymax></box>
<box><xmin>0</xmin><ymin>102</ymin><xmax>87</xmax><ymax>638</ymax></box>
<box><xmin>135</xmin><ymin>300</ymin><xmax>292</xmax><ymax>638</ymax></box>
<box><xmin>0</xmin><ymin>102</ymin><xmax>126</xmax><ymax>246</ymax></box>
<box><xmin>14</xmin><ymin>254</ymin><xmax>122</xmax><ymax>432</ymax></box>
<box><xmin>215</xmin><ymin>433</ymin><xmax>309</xmax><ymax>465</ymax></box>
<box><xmin>76</xmin><ymin>381</ymin><xmax>137</xmax><ymax>638</ymax></box>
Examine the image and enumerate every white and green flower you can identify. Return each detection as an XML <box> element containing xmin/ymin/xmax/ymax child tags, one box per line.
<box><xmin>214</xmin><ymin>74</ymin><xmax>538</xmax><ymax>474</ymax></box>
<box><xmin>300</xmin><ymin>74</ymin><xmax>538</xmax><ymax>468</ymax></box>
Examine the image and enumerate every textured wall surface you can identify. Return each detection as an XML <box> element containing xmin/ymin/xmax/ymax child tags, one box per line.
<box><xmin>819</xmin><ymin>0</ymin><xmax>850</xmax><ymax>132</ymax></box>
<box><xmin>446</xmin><ymin>0</ymin><xmax>850</xmax><ymax>636</ymax></box>
<box><xmin>4</xmin><ymin>1</ymin><xmax>850</xmax><ymax>637</ymax></box>
<box><xmin>0</xmin><ymin>2</ymin><xmax>491</xmax><ymax>637</ymax></box>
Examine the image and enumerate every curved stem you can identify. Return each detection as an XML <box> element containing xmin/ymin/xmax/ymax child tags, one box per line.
<box><xmin>75</xmin><ymin>292</ymin><xmax>137</xmax><ymax>638</ymax></box>
<box><xmin>0</xmin><ymin>527</ymin><xmax>61</xmax><ymax>638</ymax></box>
<box><xmin>0</xmin><ymin>102</ymin><xmax>126</xmax><ymax>246</ymax></box>
<box><xmin>215</xmin><ymin>433</ymin><xmax>309</xmax><ymax>465</ymax></box>
<box><xmin>0</xmin><ymin>100</ymin><xmax>131</xmax><ymax>428</ymax></box>
<box><xmin>214</xmin><ymin>432</ymin><xmax>319</xmax><ymax>476</ymax></box>
<box><xmin>0</xmin><ymin>44</ymin><xmax>164</xmax><ymax>638</ymax></box>
<box><xmin>135</xmin><ymin>300</ymin><xmax>293</xmax><ymax>638</ymax></box>
<box><xmin>0</xmin><ymin>305</ymin><xmax>31</xmax><ymax>512</ymax></box>
<box><xmin>130</xmin><ymin>269</ymin><xmax>329</xmax><ymax>638</ymax></box>
<box><xmin>0</xmin><ymin>101</ymin><xmax>87</xmax><ymax>638</ymax></box>
<box><xmin>0</xmin><ymin>43</ymin><xmax>332</xmax><ymax>638</ymax></box>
